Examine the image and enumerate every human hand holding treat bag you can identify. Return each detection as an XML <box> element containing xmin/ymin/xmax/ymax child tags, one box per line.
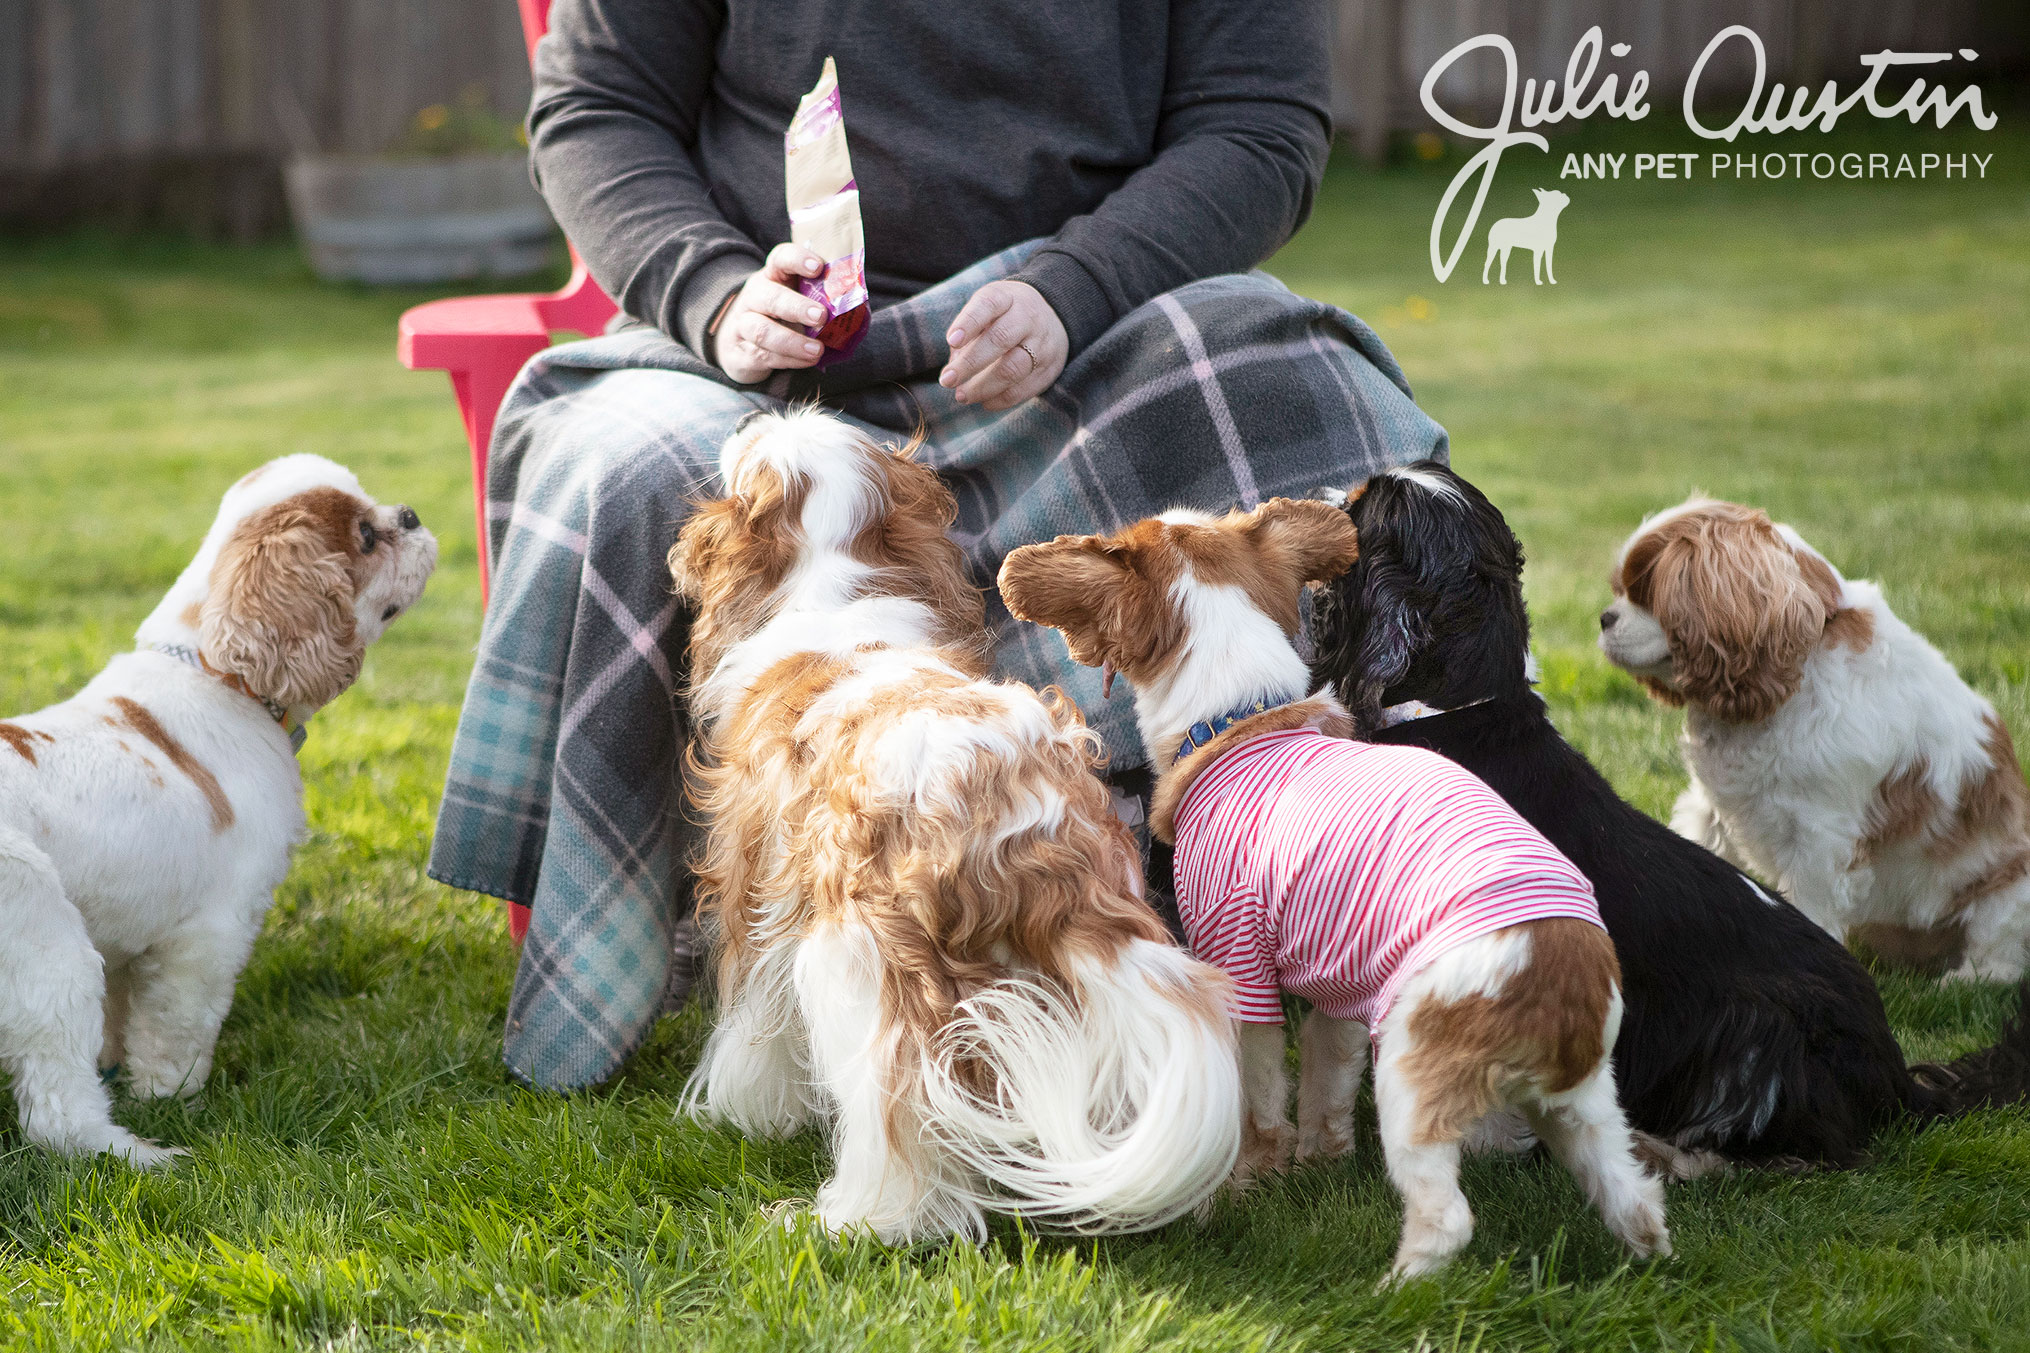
<box><xmin>786</xmin><ymin>57</ymin><xmax>869</xmax><ymax>365</ymax></box>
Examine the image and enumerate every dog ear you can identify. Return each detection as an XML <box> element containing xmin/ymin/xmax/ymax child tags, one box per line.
<box><xmin>199</xmin><ymin>497</ymin><xmax>363</xmax><ymax>710</ymax></box>
<box><xmin>1318</xmin><ymin>524</ymin><xmax>1430</xmax><ymax>730</ymax></box>
<box><xmin>1244</xmin><ymin>498</ymin><xmax>1360</xmax><ymax>585</ymax></box>
<box><xmin>669</xmin><ymin>481</ymin><xmax>809</xmax><ymax>602</ymax></box>
<box><xmin>1787</xmin><ymin>541</ymin><xmax>1845</xmax><ymax>615</ymax></box>
<box><xmin>999</xmin><ymin>535</ymin><xmax>1166</xmax><ymax>679</ymax></box>
<box><xmin>1644</xmin><ymin>511</ymin><xmax>1829</xmax><ymax>723</ymax></box>
<box><xmin>668</xmin><ymin>496</ymin><xmax>737</xmax><ymax>603</ymax></box>
<box><xmin>860</xmin><ymin>448</ymin><xmax>985</xmax><ymax>647</ymax></box>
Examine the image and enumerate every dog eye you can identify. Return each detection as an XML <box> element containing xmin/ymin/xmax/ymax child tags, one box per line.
<box><xmin>359</xmin><ymin>521</ymin><xmax>378</xmax><ymax>553</ymax></box>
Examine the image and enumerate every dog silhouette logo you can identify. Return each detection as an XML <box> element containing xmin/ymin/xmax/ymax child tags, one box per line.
<box><xmin>1482</xmin><ymin>189</ymin><xmax>1570</xmax><ymax>284</ymax></box>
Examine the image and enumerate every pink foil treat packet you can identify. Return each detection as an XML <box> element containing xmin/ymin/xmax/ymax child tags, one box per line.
<box><xmin>786</xmin><ymin>57</ymin><xmax>869</xmax><ymax>365</ymax></box>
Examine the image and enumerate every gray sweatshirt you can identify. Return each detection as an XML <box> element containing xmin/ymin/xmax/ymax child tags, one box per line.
<box><xmin>528</xmin><ymin>0</ymin><xmax>1332</xmax><ymax>367</ymax></box>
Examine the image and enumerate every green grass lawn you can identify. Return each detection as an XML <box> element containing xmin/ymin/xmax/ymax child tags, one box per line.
<box><xmin>1</xmin><ymin>107</ymin><xmax>2027</xmax><ymax>1349</ymax></box>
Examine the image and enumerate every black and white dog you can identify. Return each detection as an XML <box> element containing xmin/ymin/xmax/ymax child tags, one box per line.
<box><xmin>1308</xmin><ymin>462</ymin><xmax>2030</xmax><ymax>1168</ymax></box>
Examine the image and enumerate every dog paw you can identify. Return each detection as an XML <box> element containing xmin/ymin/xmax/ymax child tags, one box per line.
<box><xmin>1380</xmin><ymin>1246</ymin><xmax>1455</xmax><ymax>1287</ymax></box>
<box><xmin>1622</xmin><ymin>1215</ymin><xmax>1672</xmax><ymax>1260</ymax></box>
<box><xmin>106</xmin><ymin>1130</ymin><xmax>186</xmax><ymax>1169</ymax></box>
<box><xmin>1383</xmin><ymin>1196</ymin><xmax>1474</xmax><ymax>1284</ymax></box>
<box><xmin>122</xmin><ymin>1065</ymin><xmax>206</xmax><ymax>1102</ymax></box>
<box><xmin>1231</xmin><ymin>1118</ymin><xmax>1296</xmax><ymax>1191</ymax></box>
<box><xmin>1630</xmin><ymin>1132</ymin><xmax>1730</xmax><ymax>1182</ymax></box>
<box><xmin>66</xmin><ymin>1127</ymin><xmax>188</xmax><ymax>1168</ymax></box>
<box><xmin>24</xmin><ymin>1117</ymin><xmax>184</xmax><ymax>1167</ymax></box>
<box><xmin>1295</xmin><ymin>1118</ymin><xmax>1355</xmax><ymax>1163</ymax></box>
<box><xmin>1757</xmin><ymin>1154</ymin><xmax>1823</xmax><ymax>1176</ymax></box>
<box><xmin>1945</xmin><ymin>961</ymin><xmax>2023</xmax><ymax>985</ymax></box>
<box><xmin>1606</xmin><ymin>1181</ymin><xmax>1672</xmax><ymax>1259</ymax></box>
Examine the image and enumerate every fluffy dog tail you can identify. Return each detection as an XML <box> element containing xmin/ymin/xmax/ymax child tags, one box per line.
<box><xmin>1908</xmin><ymin>978</ymin><xmax>2030</xmax><ymax>1119</ymax></box>
<box><xmin>920</xmin><ymin>938</ymin><xmax>1242</xmax><ymax>1233</ymax></box>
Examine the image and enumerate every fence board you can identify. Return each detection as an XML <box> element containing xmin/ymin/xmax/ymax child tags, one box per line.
<box><xmin>0</xmin><ymin>1</ymin><xmax>29</xmax><ymax>158</ymax></box>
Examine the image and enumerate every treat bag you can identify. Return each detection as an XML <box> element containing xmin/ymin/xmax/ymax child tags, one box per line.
<box><xmin>786</xmin><ymin>56</ymin><xmax>870</xmax><ymax>364</ymax></box>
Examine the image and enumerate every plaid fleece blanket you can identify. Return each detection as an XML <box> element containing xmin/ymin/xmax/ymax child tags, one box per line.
<box><xmin>428</xmin><ymin>241</ymin><xmax>1448</xmax><ymax>1090</ymax></box>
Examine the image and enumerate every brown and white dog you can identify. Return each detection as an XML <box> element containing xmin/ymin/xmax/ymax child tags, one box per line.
<box><xmin>667</xmin><ymin>410</ymin><xmax>1241</xmax><ymax>1243</ymax></box>
<box><xmin>0</xmin><ymin>455</ymin><xmax>435</xmax><ymax>1163</ymax></box>
<box><xmin>1000</xmin><ymin>502</ymin><xmax>1668</xmax><ymax>1279</ymax></box>
<box><xmin>1602</xmin><ymin>498</ymin><xmax>2030</xmax><ymax>981</ymax></box>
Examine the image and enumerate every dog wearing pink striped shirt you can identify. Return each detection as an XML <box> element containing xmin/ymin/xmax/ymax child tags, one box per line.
<box><xmin>1000</xmin><ymin>499</ymin><xmax>1668</xmax><ymax>1280</ymax></box>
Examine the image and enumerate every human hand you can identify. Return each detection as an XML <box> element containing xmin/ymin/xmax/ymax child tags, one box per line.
<box><xmin>712</xmin><ymin>242</ymin><xmax>831</xmax><ymax>385</ymax></box>
<box><xmin>940</xmin><ymin>280</ymin><xmax>1068</xmax><ymax>411</ymax></box>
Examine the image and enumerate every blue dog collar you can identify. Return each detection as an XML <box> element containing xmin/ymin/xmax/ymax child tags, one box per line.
<box><xmin>1175</xmin><ymin>696</ymin><xmax>1291</xmax><ymax>763</ymax></box>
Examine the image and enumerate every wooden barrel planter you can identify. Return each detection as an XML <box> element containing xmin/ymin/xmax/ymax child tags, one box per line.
<box><xmin>284</xmin><ymin>152</ymin><xmax>556</xmax><ymax>285</ymax></box>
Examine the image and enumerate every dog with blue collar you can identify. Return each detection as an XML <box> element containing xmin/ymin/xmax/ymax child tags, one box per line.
<box><xmin>1000</xmin><ymin>498</ymin><xmax>1671</xmax><ymax>1282</ymax></box>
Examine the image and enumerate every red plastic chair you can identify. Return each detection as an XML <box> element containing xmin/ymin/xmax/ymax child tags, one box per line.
<box><xmin>400</xmin><ymin>0</ymin><xmax>615</xmax><ymax>942</ymax></box>
<box><xmin>398</xmin><ymin>0</ymin><xmax>618</xmax><ymax>606</ymax></box>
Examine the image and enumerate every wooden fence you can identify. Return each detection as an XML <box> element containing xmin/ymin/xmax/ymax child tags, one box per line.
<box><xmin>0</xmin><ymin>0</ymin><xmax>533</xmax><ymax>235</ymax></box>
<box><xmin>0</xmin><ymin>0</ymin><xmax>2018</xmax><ymax>234</ymax></box>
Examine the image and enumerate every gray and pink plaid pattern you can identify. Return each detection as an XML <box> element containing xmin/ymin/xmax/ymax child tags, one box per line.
<box><xmin>429</xmin><ymin>241</ymin><xmax>1448</xmax><ymax>1090</ymax></box>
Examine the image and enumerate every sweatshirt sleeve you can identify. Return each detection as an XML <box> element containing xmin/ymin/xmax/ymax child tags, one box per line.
<box><xmin>527</xmin><ymin>0</ymin><xmax>762</xmax><ymax>362</ymax></box>
<box><xmin>1013</xmin><ymin>0</ymin><xmax>1333</xmax><ymax>359</ymax></box>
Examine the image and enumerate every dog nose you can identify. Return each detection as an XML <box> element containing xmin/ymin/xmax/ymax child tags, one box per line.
<box><xmin>1599</xmin><ymin>609</ymin><xmax>1618</xmax><ymax>632</ymax></box>
<box><xmin>397</xmin><ymin>506</ymin><xmax>421</xmax><ymax>531</ymax></box>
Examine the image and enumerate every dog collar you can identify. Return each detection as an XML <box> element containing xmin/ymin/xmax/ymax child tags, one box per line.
<box><xmin>1374</xmin><ymin>695</ymin><xmax>1494</xmax><ymax>728</ymax></box>
<box><xmin>1176</xmin><ymin>696</ymin><xmax>1291</xmax><ymax>763</ymax></box>
<box><xmin>150</xmin><ymin>643</ymin><xmax>306</xmax><ymax>752</ymax></box>
<box><xmin>1376</xmin><ymin>655</ymin><xmax>1538</xmax><ymax>729</ymax></box>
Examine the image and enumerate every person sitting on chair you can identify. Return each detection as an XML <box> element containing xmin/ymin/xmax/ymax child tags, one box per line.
<box><xmin>429</xmin><ymin>0</ymin><xmax>1451</xmax><ymax>1091</ymax></box>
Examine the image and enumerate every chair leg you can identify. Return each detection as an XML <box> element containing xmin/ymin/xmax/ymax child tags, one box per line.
<box><xmin>444</xmin><ymin>340</ymin><xmax>547</xmax><ymax>606</ymax></box>
<box><xmin>440</xmin><ymin>342</ymin><xmax>546</xmax><ymax>947</ymax></box>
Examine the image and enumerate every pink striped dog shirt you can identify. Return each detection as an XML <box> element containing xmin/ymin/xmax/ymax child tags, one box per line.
<box><xmin>1173</xmin><ymin>727</ymin><xmax>1605</xmax><ymax>1031</ymax></box>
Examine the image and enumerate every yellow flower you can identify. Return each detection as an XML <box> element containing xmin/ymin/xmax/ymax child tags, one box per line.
<box><xmin>416</xmin><ymin>105</ymin><xmax>450</xmax><ymax>132</ymax></box>
<box><xmin>1414</xmin><ymin>132</ymin><xmax>1445</xmax><ymax>162</ymax></box>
